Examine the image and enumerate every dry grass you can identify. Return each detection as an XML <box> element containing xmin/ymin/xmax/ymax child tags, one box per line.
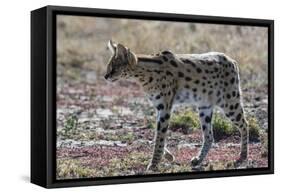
<box><xmin>57</xmin><ymin>15</ymin><xmax>268</xmax><ymax>84</ymax></box>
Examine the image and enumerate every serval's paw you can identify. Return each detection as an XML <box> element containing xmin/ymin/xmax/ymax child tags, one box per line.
<box><xmin>164</xmin><ymin>152</ymin><xmax>175</xmax><ymax>162</ymax></box>
<box><xmin>191</xmin><ymin>156</ymin><xmax>202</xmax><ymax>166</ymax></box>
<box><xmin>146</xmin><ymin>162</ymin><xmax>158</xmax><ymax>172</ymax></box>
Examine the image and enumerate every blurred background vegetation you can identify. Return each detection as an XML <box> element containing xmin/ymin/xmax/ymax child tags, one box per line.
<box><xmin>57</xmin><ymin>15</ymin><xmax>268</xmax><ymax>87</ymax></box>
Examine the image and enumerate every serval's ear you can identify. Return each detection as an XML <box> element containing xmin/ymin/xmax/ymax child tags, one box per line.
<box><xmin>107</xmin><ymin>40</ymin><xmax>117</xmax><ymax>54</ymax></box>
<box><xmin>116</xmin><ymin>43</ymin><xmax>127</xmax><ymax>59</ymax></box>
<box><xmin>127</xmin><ymin>49</ymin><xmax>137</xmax><ymax>67</ymax></box>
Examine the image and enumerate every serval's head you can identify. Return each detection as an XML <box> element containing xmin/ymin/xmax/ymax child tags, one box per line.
<box><xmin>104</xmin><ymin>40</ymin><xmax>137</xmax><ymax>82</ymax></box>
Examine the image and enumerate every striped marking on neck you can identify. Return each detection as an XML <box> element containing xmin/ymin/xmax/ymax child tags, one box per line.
<box><xmin>138</xmin><ymin>57</ymin><xmax>163</xmax><ymax>65</ymax></box>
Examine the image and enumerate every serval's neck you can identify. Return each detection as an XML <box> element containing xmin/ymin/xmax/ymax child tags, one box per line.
<box><xmin>128</xmin><ymin>55</ymin><xmax>163</xmax><ymax>87</ymax></box>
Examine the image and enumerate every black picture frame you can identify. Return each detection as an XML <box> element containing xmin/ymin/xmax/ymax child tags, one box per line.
<box><xmin>31</xmin><ymin>5</ymin><xmax>274</xmax><ymax>188</ymax></box>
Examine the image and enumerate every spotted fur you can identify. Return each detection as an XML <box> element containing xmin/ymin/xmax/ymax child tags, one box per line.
<box><xmin>105</xmin><ymin>40</ymin><xmax>248</xmax><ymax>171</ymax></box>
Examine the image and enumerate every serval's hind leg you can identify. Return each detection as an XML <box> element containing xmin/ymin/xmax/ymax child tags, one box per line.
<box><xmin>223</xmin><ymin>101</ymin><xmax>248</xmax><ymax>165</ymax></box>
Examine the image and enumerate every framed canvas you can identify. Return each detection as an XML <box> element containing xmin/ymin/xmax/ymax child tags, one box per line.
<box><xmin>31</xmin><ymin>5</ymin><xmax>274</xmax><ymax>188</ymax></box>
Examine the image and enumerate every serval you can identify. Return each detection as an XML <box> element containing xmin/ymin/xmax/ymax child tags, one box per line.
<box><xmin>104</xmin><ymin>40</ymin><xmax>248</xmax><ymax>171</ymax></box>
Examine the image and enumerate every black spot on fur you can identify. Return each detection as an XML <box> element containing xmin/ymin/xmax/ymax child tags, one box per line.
<box><xmin>143</xmin><ymin>82</ymin><xmax>150</xmax><ymax>86</ymax></box>
<box><xmin>236</xmin><ymin>113</ymin><xmax>242</xmax><ymax>121</ymax></box>
<box><xmin>157</xmin><ymin>122</ymin><xmax>161</xmax><ymax>131</ymax></box>
<box><xmin>185</xmin><ymin>77</ymin><xmax>192</xmax><ymax>81</ymax></box>
<box><xmin>162</xmin><ymin>84</ymin><xmax>166</xmax><ymax>89</ymax></box>
<box><xmin>208</xmin><ymin>91</ymin><xmax>213</xmax><ymax>95</ymax></box>
<box><xmin>232</xmin><ymin>91</ymin><xmax>236</xmax><ymax>97</ymax></box>
<box><xmin>157</xmin><ymin>104</ymin><xmax>164</xmax><ymax>110</ymax></box>
<box><xmin>230</xmin><ymin>77</ymin><xmax>235</xmax><ymax>84</ymax></box>
<box><xmin>234</xmin><ymin>103</ymin><xmax>239</xmax><ymax>109</ymax></box>
<box><xmin>199</xmin><ymin>112</ymin><xmax>205</xmax><ymax>117</ymax></box>
<box><xmin>205</xmin><ymin>116</ymin><xmax>211</xmax><ymax>123</ymax></box>
<box><xmin>199</xmin><ymin>105</ymin><xmax>212</xmax><ymax>110</ymax></box>
<box><xmin>170</xmin><ymin>60</ymin><xmax>178</xmax><ymax>67</ymax></box>
<box><xmin>155</xmin><ymin>95</ymin><xmax>161</xmax><ymax>100</ymax></box>
<box><xmin>165</xmin><ymin>113</ymin><xmax>170</xmax><ymax>120</ymax></box>
<box><xmin>220</xmin><ymin>55</ymin><xmax>227</xmax><ymax>61</ymax></box>
<box><xmin>226</xmin><ymin>94</ymin><xmax>231</xmax><ymax>99</ymax></box>
<box><xmin>154</xmin><ymin>70</ymin><xmax>162</xmax><ymax>74</ymax></box>
<box><xmin>202</xmin><ymin>125</ymin><xmax>207</xmax><ymax>130</ymax></box>
<box><xmin>194</xmin><ymin>93</ymin><xmax>198</xmax><ymax>98</ymax></box>
<box><xmin>196</xmin><ymin>68</ymin><xmax>202</xmax><ymax>73</ymax></box>
<box><xmin>166</xmin><ymin>71</ymin><xmax>173</xmax><ymax>76</ymax></box>
<box><xmin>162</xmin><ymin>56</ymin><xmax>168</xmax><ymax>61</ymax></box>
<box><xmin>192</xmin><ymin>88</ymin><xmax>197</xmax><ymax>92</ymax></box>
<box><xmin>180</xmin><ymin>58</ymin><xmax>197</xmax><ymax>67</ymax></box>
<box><xmin>178</xmin><ymin>72</ymin><xmax>184</xmax><ymax>77</ymax></box>
<box><xmin>202</xmin><ymin>89</ymin><xmax>206</xmax><ymax>93</ymax></box>
<box><xmin>194</xmin><ymin>80</ymin><xmax>200</xmax><ymax>84</ymax></box>
<box><xmin>149</xmin><ymin>77</ymin><xmax>153</xmax><ymax>83</ymax></box>
<box><xmin>161</xmin><ymin>127</ymin><xmax>168</xmax><ymax>133</ymax></box>
<box><xmin>199</xmin><ymin>60</ymin><xmax>205</xmax><ymax>64</ymax></box>
<box><xmin>217</xmin><ymin>91</ymin><xmax>221</xmax><ymax>96</ymax></box>
<box><xmin>160</xmin><ymin>117</ymin><xmax>165</xmax><ymax>123</ymax></box>
<box><xmin>225</xmin><ymin>72</ymin><xmax>230</xmax><ymax>77</ymax></box>
<box><xmin>184</xmin><ymin>85</ymin><xmax>190</xmax><ymax>89</ymax></box>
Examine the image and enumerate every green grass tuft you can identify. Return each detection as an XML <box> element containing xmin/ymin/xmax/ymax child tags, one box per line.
<box><xmin>248</xmin><ymin>117</ymin><xmax>261</xmax><ymax>142</ymax></box>
<box><xmin>212</xmin><ymin>113</ymin><xmax>235</xmax><ymax>141</ymax></box>
<box><xmin>169</xmin><ymin>110</ymin><xmax>200</xmax><ymax>133</ymax></box>
<box><xmin>169</xmin><ymin>110</ymin><xmax>262</xmax><ymax>142</ymax></box>
<box><xmin>62</xmin><ymin>114</ymin><xmax>78</xmax><ymax>134</ymax></box>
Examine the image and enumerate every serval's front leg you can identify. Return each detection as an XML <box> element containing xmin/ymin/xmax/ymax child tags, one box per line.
<box><xmin>147</xmin><ymin>105</ymin><xmax>172</xmax><ymax>171</ymax></box>
<box><xmin>191</xmin><ymin>105</ymin><xmax>214</xmax><ymax>166</ymax></box>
